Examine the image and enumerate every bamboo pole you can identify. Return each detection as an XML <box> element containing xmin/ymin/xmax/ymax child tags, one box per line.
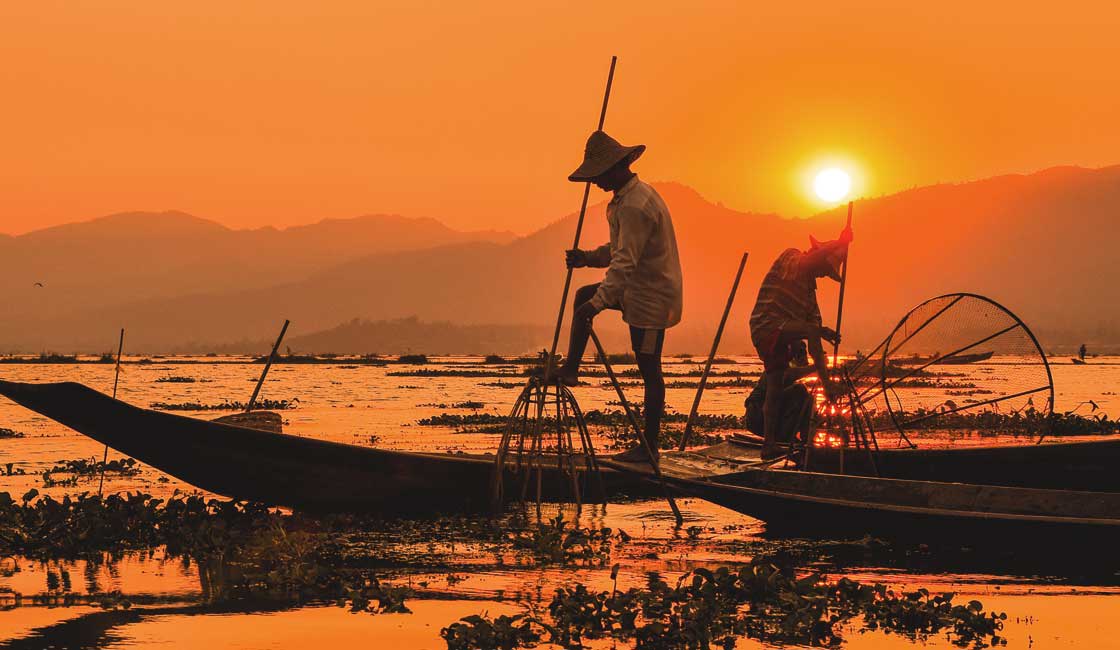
<box><xmin>589</xmin><ymin>329</ymin><xmax>683</xmax><ymax>525</ymax></box>
<box><xmin>678</xmin><ymin>252</ymin><xmax>748</xmax><ymax>451</ymax></box>
<box><xmin>97</xmin><ymin>328</ymin><xmax>125</xmax><ymax>497</ymax></box>
<box><xmin>540</xmin><ymin>55</ymin><xmax>617</xmax><ymax>384</ymax></box>
<box><xmin>832</xmin><ymin>203</ymin><xmax>853</xmax><ymax>472</ymax></box>
<box><xmin>831</xmin><ymin>202</ymin><xmax>853</xmax><ymax>366</ymax></box>
<box><xmin>247</xmin><ymin>319</ymin><xmax>290</xmax><ymax>412</ymax></box>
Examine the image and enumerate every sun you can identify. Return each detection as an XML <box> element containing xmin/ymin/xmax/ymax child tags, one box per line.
<box><xmin>813</xmin><ymin>168</ymin><xmax>851</xmax><ymax>203</ymax></box>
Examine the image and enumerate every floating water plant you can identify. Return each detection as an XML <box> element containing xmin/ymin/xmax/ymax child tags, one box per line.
<box><xmin>442</xmin><ymin>559</ymin><xmax>1006</xmax><ymax>649</ymax></box>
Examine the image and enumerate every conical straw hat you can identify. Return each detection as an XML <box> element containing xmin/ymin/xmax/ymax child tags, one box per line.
<box><xmin>568</xmin><ymin>130</ymin><xmax>645</xmax><ymax>182</ymax></box>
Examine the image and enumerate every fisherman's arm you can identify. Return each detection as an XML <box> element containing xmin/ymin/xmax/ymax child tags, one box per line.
<box><xmin>781</xmin><ymin>319</ymin><xmax>841</xmax><ymax>398</ymax></box>
<box><xmin>566</xmin><ymin>244</ymin><xmax>612</xmax><ymax>269</ymax></box>
<box><xmin>588</xmin><ymin>207</ymin><xmax>653</xmax><ymax>313</ymax></box>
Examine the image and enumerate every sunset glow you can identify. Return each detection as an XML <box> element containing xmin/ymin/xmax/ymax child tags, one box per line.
<box><xmin>813</xmin><ymin>168</ymin><xmax>851</xmax><ymax>202</ymax></box>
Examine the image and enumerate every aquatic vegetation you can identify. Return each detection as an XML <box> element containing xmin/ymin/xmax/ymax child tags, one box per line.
<box><xmin>396</xmin><ymin>354</ymin><xmax>430</xmax><ymax>364</ymax></box>
<box><xmin>41</xmin><ymin>457</ymin><xmax>141</xmax><ymax>487</ymax></box>
<box><xmin>419</xmin><ymin>401</ymin><xmax>486</xmax><ymax>410</ymax></box>
<box><xmin>391</xmin><ymin>369</ymin><xmax>523</xmax><ymax>378</ymax></box>
<box><xmin>154</xmin><ymin>375</ymin><xmax>200</xmax><ymax>383</ymax></box>
<box><xmin>442</xmin><ymin>613</ymin><xmax>543</xmax><ymax>650</ymax></box>
<box><xmin>150</xmin><ymin>398</ymin><xmax>298</xmax><ymax>411</ymax></box>
<box><xmin>0</xmin><ymin>491</ymin><xmax>415</xmax><ymax>613</ymax></box>
<box><xmin>507</xmin><ymin>514</ymin><xmax>620</xmax><ymax>566</ymax></box>
<box><xmin>418</xmin><ymin>413</ymin><xmax>508</xmax><ymax>432</ymax></box>
<box><xmin>0</xmin><ymin>427</ymin><xmax>26</xmax><ymax>438</ymax></box>
<box><xmin>2</xmin><ymin>463</ymin><xmax>26</xmax><ymax>476</ymax></box>
<box><xmin>0</xmin><ymin>491</ymin><xmax>278</xmax><ymax>559</ymax></box>
<box><xmin>870</xmin><ymin>406</ymin><xmax>1120</xmax><ymax>437</ymax></box>
<box><xmin>442</xmin><ymin>559</ymin><xmax>1006</xmax><ymax>649</ymax></box>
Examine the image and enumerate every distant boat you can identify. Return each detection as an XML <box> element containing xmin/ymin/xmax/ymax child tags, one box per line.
<box><xmin>1071</xmin><ymin>358</ymin><xmax>1088</xmax><ymax>365</ymax></box>
<box><xmin>935</xmin><ymin>350</ymin><xmax>994</xmax><ymax>364</ymax></box>
<box><xmin>895</xmin><ymin>350</ymin><xmax>995</xmax><ymax>365</ymax></box>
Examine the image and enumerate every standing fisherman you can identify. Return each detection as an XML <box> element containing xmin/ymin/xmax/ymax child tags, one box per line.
<box><xmin>553</xmin><ymin>130</ymin><xmax>683</xmax><ymax>463</ymax></box>
<box><xmin>749</xmin><ymin>226</ymin><xmax>852</xmax><ymax>459</ymax></box>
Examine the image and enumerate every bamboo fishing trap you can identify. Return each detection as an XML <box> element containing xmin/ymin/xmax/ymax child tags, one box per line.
<box><xmin>834</xmin><ymin>292</ymin><xmax>1056</xmax><ymax>455</ymax></box>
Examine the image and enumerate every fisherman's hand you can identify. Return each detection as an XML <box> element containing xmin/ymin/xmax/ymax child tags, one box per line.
<box><xmin>574</xmin><ymin>301</ymin><xmax>600</xmax><ymax>323</ymax></box>
<box><xmin>818</xmin><ymin>326</ymin><xmax>841</xmax><ymax>346</ymax></box>
<box><xmin>839</xmin><ymin>224</ymin><xmax>854</xmax><ymax>245</ymax></box>
<box><xmin>566</xmin><ymin>249</ymin><xmax>589</xmax><ymax>268</ymax></box>
<box><xmin>822</xmin><ymin>378</ymin><xmax>844</xmax><ymax>402</ymax></box>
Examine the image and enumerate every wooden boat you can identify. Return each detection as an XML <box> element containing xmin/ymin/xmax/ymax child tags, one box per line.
<box><xmin>895</xmin><ymin>350</ymin><xmax>994</xmax><ymax>365</ymax></box>
<box><xmin>0</xmin><ymin>380</ymin><xmax>645</xmax><ymax>513</ymax></box>
<box><xmin>937</xmin><ymin>350</ymin><xmax>994</xmax><ymax>364</ymax></box>
<box><xmin>2</xmin><ymin>379</ymin><xmax>1119</xmax><ymax>512</ymax></box>
<box><xmin>608</xmin><ymin>441</ymin><xmax>1120</xmax><ymax>536</ymax></box>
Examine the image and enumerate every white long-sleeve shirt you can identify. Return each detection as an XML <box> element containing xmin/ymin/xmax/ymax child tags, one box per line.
<box><xmin>586</xmin><ymin>176</ymin><xmax>683</xmax><ymax>329</ymax></box>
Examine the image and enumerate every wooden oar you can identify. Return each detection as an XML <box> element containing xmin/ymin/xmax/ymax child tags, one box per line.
<box><xmin>540</xmin><ymin>55</ymin><xmax>617</xmax><ymax>384</ymax></box>
<box><xmin>97</xmin><ymin>328</ymin><xmax>124</xmax><ymax>497</ymax></box>
<box><xmin>678</xmin><ymin>252</ymin><xmax>748</xmax><ymax>451</ymax></box>
<box><xmin>247</xmin><ymin>319</ymin><xmax>289</xmax><ymax>412</ymax></box>
<box><xmin>589</xmin><ymin>329</ymin><xmax>683</xmax><ymax>525</ymax></box>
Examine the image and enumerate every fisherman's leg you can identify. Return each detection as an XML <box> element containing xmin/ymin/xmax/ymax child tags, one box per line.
<box><xmin>761</xmin><ymin>370</ymin><xmax>785</xmax><ymax>458</ymax></box>
<box><xmin>558</xmin><ymin>283</ymin><xmax>601</xmax><ymax>382</ymax></box>
<box><xmin>634</xmin><ymin>327</ymin><xmax>666</xmax><ymax>458</ymax></box>
<box><xmin>759</xmin><ymin>334</ymin><xmax>793</xmax><ymax>459</ymax></box>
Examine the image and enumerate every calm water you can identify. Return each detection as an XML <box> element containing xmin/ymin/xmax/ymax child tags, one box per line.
<box><xmin>1</xmin><ymin>356</ymin><xmax>1119</xmax><ymax>649</ymax></box>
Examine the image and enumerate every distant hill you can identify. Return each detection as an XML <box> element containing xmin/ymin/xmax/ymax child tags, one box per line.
<box><xmin>3</xmin><ymin>166</ymin><xmax>1119</xmax><ymax>354</ymax></box>
<box><xmin>0</xmin><ymin>211</ymin><xmax>514</xmax><ymax>346</ymax></box>
<box><xmin>193</xmin><ymin>316</ymin><xmax>552</xmax><ymax>356</ymax></box>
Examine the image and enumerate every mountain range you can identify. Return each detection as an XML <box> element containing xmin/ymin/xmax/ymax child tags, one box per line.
<box><xmin>2</xmin><ymin>165</ymin><xmax>1118</xmax><ymax>355</ymax></box>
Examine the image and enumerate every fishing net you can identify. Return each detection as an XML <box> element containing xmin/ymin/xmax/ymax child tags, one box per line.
<box><xmin>845</xmin><ymin>293</ymin><xmax>1054</xmax><ymax>444</ymax></box>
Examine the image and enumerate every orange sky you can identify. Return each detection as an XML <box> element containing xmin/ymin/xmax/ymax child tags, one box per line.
<box><xmin>2</xmin><ymin>1</ymin><xmax>1119</xmax><ymax>235</ymax></box>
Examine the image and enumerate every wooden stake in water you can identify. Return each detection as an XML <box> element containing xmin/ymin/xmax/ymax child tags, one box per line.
<box><xmin>247</xmin><ymin>319</ymin><xmax>290</xmax><ymax>412</ymax></box>
<box><xmin>97</xmin><ymin>328</ymin><xmax>125</xmax><ymax>497</ymax></box>
<box><xmin>678</xmin><ymin>252</ymin><xmax>748</xmax><ymax>451</ymax></box>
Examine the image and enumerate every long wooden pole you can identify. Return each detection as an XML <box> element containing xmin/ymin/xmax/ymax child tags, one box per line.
<box><xmin>589</xmin><ymin>329</ymin><xmax>683</xmax><ymax>525</ymax></box>
<box><xmin>97</xmin><ymin>328</ymin><xmax>125</xmax><ymax>497</ymax></box>
<box><xmin>678</xmin><ymin>252</ymin><xmax>748</xmax><ymax>451</ymax></box>
<box><xmin>541</xmin><ymin>56</ymin><xmax>617</xmax><ymax>383</ymax></box>
<box><xmin>832</xmin><ymin>202</ymin><xmax>853</xmax><ymax>366</ymax></box>
<box><xmin>247</xmin><ymin>319</ymin><xmax>290</xmax><ymax>412</ymax></box>
<box><xmin>833</xmin><ymin>203</ymin><xmax>853</xmax><ymax>472</ymax></box>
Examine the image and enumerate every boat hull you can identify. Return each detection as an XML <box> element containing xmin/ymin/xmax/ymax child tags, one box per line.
<box><xmin>805</xmin><ymin>440</ymin><xmax>1120</xmax><ymax>492</ymax></box>
<box><xmin>0</xmin><ymin>380</ymin><xmax>642</xmax><ymax>513</ymax></box>
<box><xmin>650</xmin><ymin>465</ymin><xmax>1120</xmax><ymax>537</ymax></box>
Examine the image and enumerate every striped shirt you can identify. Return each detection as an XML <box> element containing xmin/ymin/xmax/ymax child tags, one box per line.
<box><xmin>749</xmin><ymin>248</ymin><xmax>822</xmax><ymax>352</ymax></box>
<box><xmin>586</xmin><ymin>176</ymin><xmax>683</xmax><ymax>329</ymax></box>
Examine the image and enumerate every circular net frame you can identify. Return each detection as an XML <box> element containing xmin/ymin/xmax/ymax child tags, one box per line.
<box><xmin>844</xmin><ymin>293</ymin><xmax>1054</xmax><ymax>445</ymax></box>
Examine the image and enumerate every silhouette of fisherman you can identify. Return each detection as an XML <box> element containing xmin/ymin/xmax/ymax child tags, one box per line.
<box><xmin>743</xmin><ymin>340</ymin><xmax>813</xmax><ymax>449</ymax></box>
<box><xmin>555</xmin><ymin>131</ymin><xmax>683</xmax><ymax>463</ymax></box>
<box><xmin>749</xmin><ymin>225</ymin><xmax>852</xmax><ymax>460</ymax></box>
<box><xmin>1079</xmin><ymin>343</ymin><xmax>1087</xmax><ymax>361</ymax></box>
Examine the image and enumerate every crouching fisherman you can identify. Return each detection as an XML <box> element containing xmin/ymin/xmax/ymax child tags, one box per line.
<box><xmin>743</xmin><ymin>340</ymin><xmax>814</xmax><ymax>449</ymax></box>
<box><xmin>748</xmin><ymin>226</ymin><xmax>852</xmax><ymax>459</ymax></box>
<box><xmin>554</xmin><ymin>131</ymin><xmax>684</xmax><ymax>464</ymax></box>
